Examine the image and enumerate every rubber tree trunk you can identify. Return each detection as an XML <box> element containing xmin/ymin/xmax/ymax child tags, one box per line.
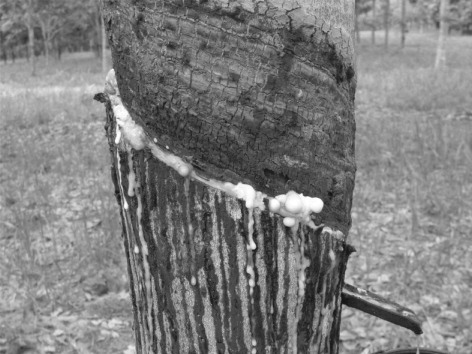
<box><xmin>384</xmin><ymin>0</ymin><xmax>390</xmax><ymax>49</ymax></box>
<box><xmin>372</xmin><ymin>0</ymin><xmax>377</xmax><ymax>45</ymax></box>
<box><xmin>355</xmin><ymin>1</ymin><xmax>361</xmax><ymax>43</ymax></box>
<box><xmin>400</xmin><ymin>0</ymin><xmax>406</xmax><ymax>48</ymax></box>
<box><xmin>26</xmin><ymin>0</ymin><xmax>36</xmax><ymax>75</ymax></box>
<box><xmin>101</xmin><ymin>12</ymin><xmax>107</xmax><ymax>74</ymax></box>
<box><xmin>435</xmin><ymin>0</ymin><xmax>449</xmax><ymax>69</ymax></box>
<box><xmin>101</xmin><ymin>0</ymin><xmax>357</xmax><ymax>353</ymax></box>
<box><xmin>418</xmin><ymin>0</ymin><xmax>425</xmax><ymax>33</ymax></box>
<box><xmin>44</xmin><ymin>37</ymin><xmax>50</xmax><ymax>66</ymax></box>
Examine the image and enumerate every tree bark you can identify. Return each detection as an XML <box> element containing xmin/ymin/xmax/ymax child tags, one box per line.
<box><xmin>92</xmin><ymin>4</ymin><xmax>103</xmax><ymax>58</ymax></box>
<box><xmin>435</xmin><ymin>0</ymin><xmax>449</xmax><ymax>69</ymax></box>
<box><xmin>0</xmin><ymin>31</ymin><xmax>6</xmax><ymax>64</ymax></box>
<box><xmin>26</xmin><ymin>0</ymin><xmax>36</xmax><ymax>75</ymax></box>
<box><xmin>372</xmin><ymin>0</ymin><xmax>377</xmax><ymax>45</ymax></box>
<box><xmin>101</xmin><ymin>11</ymin><xmax>107</xmax><ymax>74</ymax></box>
<box><xmin>101</xmin><ymin>0</ymin><xmax>356</xmax><ymax>352</ymax></box>
<box><xmin>384</xmin><ymin>0</ymin><xmax>390</xmax><ymax>49</ymax></box>
<box><xmin>41</xmin><ymin>25</ymin><xmax>50</xmax><ymax>66</ymax></box>
<box><xmin>400</xmin><ymin>0</ymin><xmax>406</xmax><ymax>48</ymax></box>
<box><xmin>38</xmin><ymin>16</ymin><xmax>57</xmax><ymax>66</ymax></box>
<box><xmin>418</xmin><ymin>0</ymin><xmax>425</xmax><ymax>33</ymax></box>
<box><xmin>355</xmin><ymin>1</ymin><xmax>361</xmax><ymax>43</ymax></box>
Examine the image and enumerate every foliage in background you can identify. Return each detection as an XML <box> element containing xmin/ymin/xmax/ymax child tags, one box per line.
<box><xmin>0</xmin><ymin>0</ymin><xmax>103</xmax><ymax>63</ymax></box>
<box><xmin>356</xmin><ymin>0</ymin><xmax>472</xmax><ymax>34</ymax></box>
<box><xmin>1</xmin><ymin>0</ymin><xmax>472</xmax><ymax>66</ymax></box>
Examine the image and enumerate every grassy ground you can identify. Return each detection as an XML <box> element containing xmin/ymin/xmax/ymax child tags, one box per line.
<box><xmin>0</xmin><ymin>32</ymin><xmax>471</xmax><ymax>353</ymax></box>
<box><xmin>0</xmin><ymin>53</ymin><xmax>134</xmax><ymax>353</ymax></box>
<box><xmin>341</xmin><ymin>32</ymin><xmax>472</xmax><ymax>354</ymax></box>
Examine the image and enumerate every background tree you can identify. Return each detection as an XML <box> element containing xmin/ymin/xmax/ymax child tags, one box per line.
<box><xmin>0</xmin><ymin>0</ymin><xmax>38</xmax><ymax>70</ymax></box>
<box><xmin>3</xmin><ymin>0</ymin><xmax>468</xmax><ymax>67</ymax></box>
<box><xmin>417</xmin><ymin>0</ymin><xmax>427</xmax><ymax>31</ymax></box>
<box><xmin>35</xmin><ymin>0</ymin><xmax>72</xmax><ymax>64</ymax></box>
<box><xmin>422</xmin><ymin>0</ymin><xmax>472</xmax><ymax>33</ymax></box>
<box><xmin>101</xmin><ymin>10</ymin><xmax>106</xmax><ymax>73</ymax></box>
<box><xmin>401</xmin><ymin>0</ymin><xmax>407</xmax><ymax>47</ymax></box>
<box><xmin>384</xmin><ymin>0</ymin><xmax>391</xmax><ymax>49</ymax></box>
<box><xmin>0</xmin><ymin>1</ymin><xmax>24</xmax><ymax>63</ymax></box>
<box><xmin>0</xmin><ymin>0</ymin><xmax>108</xmax><ymax>66</ymax></box>
<box><xmin>356</xmin><ymin>0</ymin><xmax>374</xmax><ymax>42</ymax></box>
<box><xmin>449</xmin><ymin>0</ymin><xmax>472</xmax><ymax>34</ymax></box>
<box><xmin>25</xmin><ymin>0</ymin><xmax>35</xmax><ymax>74</ymax></box>
<box><xmin>372</xmin><ymin>0</ymin><xmax>377</xmax><ymax>44</ymax></box>
<box><xmin>435</xmin><ymin>0</ymin><xmax>449</xmax><ymax>68</ymax></box>
<box><xmin>82</xmin><ymin>0</ymin><xmax>105</xmax><ymax>58</ymax></box>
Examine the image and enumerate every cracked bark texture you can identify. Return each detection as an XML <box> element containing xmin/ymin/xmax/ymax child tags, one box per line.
<box><xmin>101</xmin><ymin>0</ymin><xmax>356</xmax><ymax>353</ymax></box>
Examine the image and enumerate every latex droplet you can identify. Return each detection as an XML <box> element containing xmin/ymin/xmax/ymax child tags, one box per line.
<box><xmin>177</xmin><ymin>164</ymin><xmax>191</xmax><ymax>178</ymax></box>
<box><xmin>309</xmin><ymin>198</ymin><xmax>324</xmax><ymax>213</ymax></box>
<box><xmin>285</xmin><ymin>192</ymin><xmax>303</xmax><ymax>214</ymax></box>
<box><xmin>283</xmin><ymin>217</ymin><xmax>297</xmax><ymax>227</ymax></box>
<box><xmin>268</xmin><ymin>198</ymin><xmax>281</xmax><ymax>213</ymax></box>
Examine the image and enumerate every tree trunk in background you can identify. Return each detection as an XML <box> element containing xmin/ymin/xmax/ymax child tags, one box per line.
<box><xmin>42</xmin><ymin>29</ymin><xmax>50</xmax><ymax>66</ymax></box>
<box><xmin>0</xmin><ymin>32</ymin><xmax>6</xmax><ymax>64</ymax></box>
<box><xmin>92</xmin><ymin>4</ymin><xmax>102</xmax><ymax>58</ymax></box>
<box><xmin>38</xmin><ymin>19</ymin><xmax>53</xmax><ymax>66</ymax></box>
<box><xmin>418</xmin><ymin>0</ymin><xmax>425</xmax><ymax>33</ymax></box>
<box><xmin>435</xmin><ymin>0</ymin><xmax>449</xmax><ymax>69</ymax></box>
<box><xmin>45</xmin><ymin>40</ymin><xmax>50</xmax><ymax>65</ymax></box>
<box><xmin>372</xmin><ymin>0</ymin><xmax>377</xmax><ymax>44</ymax></box>
<box><xmin>54</xmin><ymin>36</ymin><xmax>62</xmax><ymax>60</ymax></box>
<box><xmin>26</xmin><ymin>0</ymin><xmax>36</xmax><ymax>75</ymax></box>
<box><xmin>384</xmin><ymin>0</ymin><xmax>390</xmax><ymax>49</ymax></box>
<box><xmin>400</xmin><ymin>0</ymin><xmax>406</xmax><ymax>48</ymax></box>
<box><xmin>355</xmin><ymin>1</ymin><xmax>361</xmax><ymax>43</ymax></box>
<box><xmin>101</xmin><ymin>12</ymin><xmax>107</xmax><ymax>74</ymax></box>
<box><xmin>102</xmin><ymin>0</ymin><xmax>356</xmax><ymax>352</ymax></box>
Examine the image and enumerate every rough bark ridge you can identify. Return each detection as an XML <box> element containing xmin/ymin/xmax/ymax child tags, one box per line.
<box><xmin>102</xmin><ymin>100</ymin><xmax>352</xmax><ymax>353</ymax></box>
<box><xmin>101</xmin><ymin>0</ymin><xmax>356</xmax><ymax>353</ymax></box>
<box><xmin>102</xmin><ymin>0</ymin><xmax>356</xmax><ymax>234</ymax></box>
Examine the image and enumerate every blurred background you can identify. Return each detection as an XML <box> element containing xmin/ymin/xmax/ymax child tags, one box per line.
<box><xmin>0</xmin><ymin>0</ymin><xmax>471</xmax><ymax>353</ymax></box>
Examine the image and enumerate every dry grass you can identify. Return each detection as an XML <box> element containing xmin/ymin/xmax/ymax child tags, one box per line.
<box><xmin>0</xmin><ymin>34</ymin><xmax>471</xmax><ymax>353</ymax></box>
<box><xmin>341</xmin><ymin>32</ymin><xmax>472</xmax><ymax>353</ymax></box>
<box><xmin>0</xmin><ymin>53</ymin><xmax>133</xmax><ymax>353</ymax></box>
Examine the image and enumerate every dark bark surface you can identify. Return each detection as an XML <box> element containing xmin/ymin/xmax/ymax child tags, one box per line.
<box><xmin>103</xmin><ymin>100</ymin><xmax>352</xmax><ymax>352</ymax></box>
<box><xmin>101</xmin><ymin>0</ymin><xmax>357</xmax><ymax>352</ymax></box>
<box><xmin>102</xmin><ymin>0</ymin><xmax>356</xmax><ymax>234</ymax></box>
